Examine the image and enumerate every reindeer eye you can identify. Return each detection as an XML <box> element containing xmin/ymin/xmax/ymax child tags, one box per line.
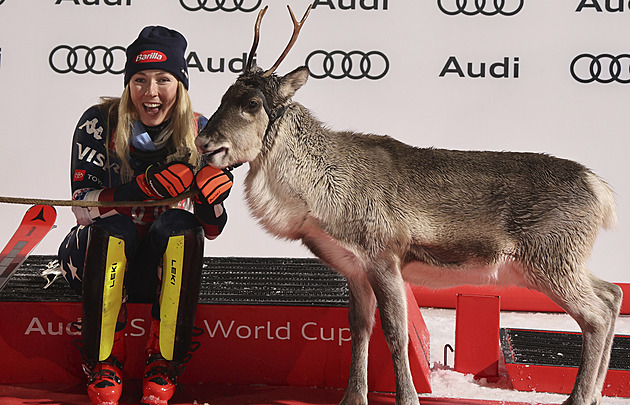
<box><xmin>244</xmin><ymin>99</ymin><xmax>260</xmax><ymax>112</ymax></box>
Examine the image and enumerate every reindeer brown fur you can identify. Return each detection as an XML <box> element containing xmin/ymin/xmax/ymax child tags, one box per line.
<box><xmin>195</xmin><ymin>6</ymin><xmax>623</xmax><ymax>405</ymax></box>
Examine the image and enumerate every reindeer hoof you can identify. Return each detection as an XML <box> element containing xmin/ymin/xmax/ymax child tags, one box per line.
<box><xmin>338</xmin><ymin>392</ymin><xmax>367</xmax><ymax>405</ymax></box>
<box><xmin>561</xmin><ymin>395</ymin><xmax>601</xmax><ymax>405</ymax></box>
<box><xmin>395</xmin><ymin>395</ymin><xmax>421</xmax><ymax>405</ymax></box>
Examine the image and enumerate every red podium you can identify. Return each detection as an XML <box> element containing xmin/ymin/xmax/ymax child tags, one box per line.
<box><xmin>454</xmin><ymin>294</ymin><xmax>501</xmax><ymax>380</ymax></box>
<box><xmin>0</xmin><ymin>258</ymin><xmax>432</xmax><ymax>395</ymax></box>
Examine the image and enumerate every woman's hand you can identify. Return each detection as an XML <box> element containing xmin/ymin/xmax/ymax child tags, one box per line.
<box><xmin>195</xmin><ymin>166</ymin><xmax>233</xmax><ymax>205</ymax></box>
<box><xmin>142</xmin><ymin>162</ymin><xmax>195</xmax><ymax>198</ymax></box>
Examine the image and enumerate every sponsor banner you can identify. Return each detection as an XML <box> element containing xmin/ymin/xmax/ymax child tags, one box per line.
<box><xmin>0</xmin><ymin>288</ymin><xmax>430</xmax><ymax>391</ymax></box>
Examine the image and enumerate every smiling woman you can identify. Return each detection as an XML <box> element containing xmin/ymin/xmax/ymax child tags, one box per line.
<box><xmin>54</xmin><ymin>25</ymin><xmax>234</xmax><ymax>405</ymax></box>
<box><xmin>129</xmin><ymin>70</ymin><xmax>179</xmax><ymax>127</ymax></box>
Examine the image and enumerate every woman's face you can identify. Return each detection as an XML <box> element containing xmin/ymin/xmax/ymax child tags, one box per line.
<box><xmin>129</xmin><ymin>70</ymin><xmax>179</xmax><ymax>127</ymax></box>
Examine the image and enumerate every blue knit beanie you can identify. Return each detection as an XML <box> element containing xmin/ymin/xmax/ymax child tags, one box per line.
<box><xmin>124</xmin><ymin>26</ymin><xmax>189</xmax><ymax>89</ymax></box>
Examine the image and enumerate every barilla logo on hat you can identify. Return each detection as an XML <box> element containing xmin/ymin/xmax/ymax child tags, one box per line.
<box><xmin>133</xmin><ymin>50</ymin><xmax>167</xmax><ymax>64</ymax></box>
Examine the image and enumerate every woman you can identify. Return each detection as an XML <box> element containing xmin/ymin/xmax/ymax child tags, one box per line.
<box><xmin>58</xmin><ymin>26</ymin><xmax>232</xmax><ymax>405</ymax></box>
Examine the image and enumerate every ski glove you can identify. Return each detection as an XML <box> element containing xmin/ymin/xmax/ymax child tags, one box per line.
<box><xmin>144</xmin><ymin>162</ymin><xmax>195</xmax><ymax>198</ymax></box>
<box><xmin>114</xmin><ymin>162</ymin><xmax>194</xmax><ymax>201</ymax></box>
<box><xmin>195</xmin><ymin>166</ymin><xmax>233</xmax><ymax>206</ymax></box>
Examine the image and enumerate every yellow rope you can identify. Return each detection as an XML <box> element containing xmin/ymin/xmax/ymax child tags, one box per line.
<box><xmin>0</xmin><ymin>189</ymin><xmax>197</xmax><ymax>207</ymax></box>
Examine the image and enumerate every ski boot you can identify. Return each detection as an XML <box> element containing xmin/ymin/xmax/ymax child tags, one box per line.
<box><xmin>142</xmin><ymin>319</ymin><xmax>177</xmax><ymax>405</ymax></box>
<box><xmin>86</xmin><ymin>328</ymin><xmax>125</xmax><ymax>405</ymax></box>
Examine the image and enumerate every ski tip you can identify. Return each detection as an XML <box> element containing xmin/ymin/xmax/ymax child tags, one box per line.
<box><xmin>25</xmin><ymin>205</ymin><xmax>57</xmax><ymax>224</ymax></box>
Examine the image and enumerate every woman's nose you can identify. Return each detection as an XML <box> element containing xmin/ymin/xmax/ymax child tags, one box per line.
<box><xmin>145</xmin><ymin>81</ymin><xmax>158</xmax><ymax>96</ymax></box>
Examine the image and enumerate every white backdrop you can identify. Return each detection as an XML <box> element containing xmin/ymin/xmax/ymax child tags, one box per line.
<box><xmin>0</xmin><ymin>0</ymin><xmax>628</xmax><ymax>282</ymax></box>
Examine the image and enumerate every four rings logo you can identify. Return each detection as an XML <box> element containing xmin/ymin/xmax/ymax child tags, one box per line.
<box><xmin>46</xmin><ymin>44</ymin><xmax>630</xmax><ymax>86</ymax></box>
<box><xmin>570</xmin><ymin>53</ymin><xmax>630</xmax><ymax>84</ymax></box>
<box><xmin>306</xmin><ymin>50</ymin><xmax>389</xmax><ymax>80</ymax></box>
<box><xmin>49</xmin><ymin>45</ymin><xmax>126</xmax><ymax>74</ymax></box>
<box><xmin>180</xmin><ymin>0</ymin><xmax>261</xmax><ymax>12</ymax></box>
<box><xmin>437</xmin><ymin>0</ymin><xmax>524</xmax><ymax>16</ymax></box>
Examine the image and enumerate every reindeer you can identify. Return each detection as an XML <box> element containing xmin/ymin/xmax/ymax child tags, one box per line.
<box><xmin>195</xmin><ymin>5</ymin><xmax>623</xmax><ymax>405</ymax></box>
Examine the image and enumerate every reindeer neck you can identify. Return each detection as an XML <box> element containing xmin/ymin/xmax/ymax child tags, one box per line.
<box><xmin>255</xmin><ymin>102</ymin><xmax>332</xmax><ymax>182</ymax></box>
<box><xmin>245</xmin><ymin>102</ymin><xmax>329</xmax><ymax>238</ymax></box>
<box><xmin>259</xmin><ymin>101</ymin><xmax>298</xmax><ymax>156</ymax></box>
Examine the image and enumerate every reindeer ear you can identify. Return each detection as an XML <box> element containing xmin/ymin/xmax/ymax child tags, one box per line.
<box><xmin>279</xmin><ymin>66</ymin><xmax>309</xmax><ymax>99</ymax></box>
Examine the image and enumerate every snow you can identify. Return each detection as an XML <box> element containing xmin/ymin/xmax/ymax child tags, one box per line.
<box><xmin>420</xmin><ymin>308</ymin><xmax>630</xmax><ymax>404</ymax></box>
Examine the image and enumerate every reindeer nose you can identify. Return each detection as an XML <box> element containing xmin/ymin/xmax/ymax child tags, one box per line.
<box><xmin>194</xmin><ymin>137</ymin><xmax>209</xmax><ymax>151</ymax></box>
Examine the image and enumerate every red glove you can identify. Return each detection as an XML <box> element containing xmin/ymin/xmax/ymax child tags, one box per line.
<box><xmin>141</xmin><ymin>162</ymin><xmax>195</xmax><ymax>198</ymax></box>
<box><xmin>195</xmin><ymin>166</ymin><xmax>233</xmax><ymax>205</ymax></box>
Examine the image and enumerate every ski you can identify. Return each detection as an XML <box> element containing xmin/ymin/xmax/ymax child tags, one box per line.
<box><xmin>0</xmin><ymin>205</ymin><xmax>57</xmax><ymax>291</ymax></box>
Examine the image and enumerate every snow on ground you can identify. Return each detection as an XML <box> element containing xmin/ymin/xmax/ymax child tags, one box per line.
<box><xmin>419</xmin><ymin>308</ymin><xmax>630</xmax><ymax>404</ymax></box>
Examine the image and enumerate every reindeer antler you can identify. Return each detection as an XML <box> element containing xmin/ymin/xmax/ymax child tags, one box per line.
<box><xmin>262</xmin><ymin>4</ymin><xmax>312</xmax><ymax>77</ymax></box>
<box><xmin>245</xmin><ymin>5</ymin><xmax>268</xmax><ymax>72</ymax></box>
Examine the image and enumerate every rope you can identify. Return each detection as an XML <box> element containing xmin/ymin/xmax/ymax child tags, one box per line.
<box><xmin>0</xmin><ymin>189</ymin><xmax>198</xmax><ymax>208</ymax></box>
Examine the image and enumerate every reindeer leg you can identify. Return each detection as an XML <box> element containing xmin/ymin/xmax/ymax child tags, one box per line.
<box><xmin>339</xmin><ymin>274</ymin><xmax>377</xmax><ymax>405</ymax></box>
<box><xmin>538</xmin><ymin>268</ymin><xmax>620</xmax><ymax>405</ymax></box>
<box><xmin>366</xmin><ymin>256</ymin><xmax>420</xmax><ymax>405</ymax></box>
<box><xmin>589</xmin><ymin>275</ymin><xmax>623</xmax><ymax>405</ymax></box>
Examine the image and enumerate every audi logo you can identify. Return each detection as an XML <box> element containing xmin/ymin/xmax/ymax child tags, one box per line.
<box><xmin>437</xmin><ymin>0</ymin><xmax>524</xmax><ymax>16</ymax></box>
<box><xmin>305</xmin><ymin>50</ymin><xmax>389</xmax><ymax>80</ymax></box>
<box><xmin>570</xmin><ymin>53</ymin><xmax>630</xmax><ymax>84</ymax></box>
<box><xmin>49</xmin><ymin>45</ymin><xmax>126</xmax><ymax>75</ymax></box>
<box><xmin>179</xmin><ymin>0</ymin><xmax>261</xmax><ymax>12</ymax></box>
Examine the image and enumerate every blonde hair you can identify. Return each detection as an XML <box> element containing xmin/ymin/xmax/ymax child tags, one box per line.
<box><xmin>104</xmin><ymin>81</ymin><xmax>200</xmax><ymax>182</ymax></box>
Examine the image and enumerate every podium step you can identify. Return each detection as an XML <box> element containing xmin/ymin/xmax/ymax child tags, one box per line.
<box><xmin>0</xmin><ymin>255</ymin><xmax>350</xmax><ymax>306</ymax></box>
<box><xmin>501</xmin><ymin>328</ymin><xmax>630</xmax><ymax>397</ymax></box>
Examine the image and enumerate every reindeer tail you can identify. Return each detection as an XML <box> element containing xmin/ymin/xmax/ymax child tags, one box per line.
<box><xmin>587</xmin><ymin>172</ymin><xmax>618</xmax><ymax>231</ymax></box>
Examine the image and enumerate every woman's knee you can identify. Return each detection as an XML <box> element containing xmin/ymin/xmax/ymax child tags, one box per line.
<box><xmin>151</xmin><ymin>209</ymin><xmax>200</xmax><ymax>238</ymax></box>
<box><xmin>145</xmin><ymin>209</ymin><xmax>202</xmax><ymax>257</ymax></box>
<box><xmin>57</xmin><ymin>215</ymin><xmax>140</xmax><ymax>294</ymax></box>
<box><xmin>58</xmin><ymin>225</ymin><xmax>89</xmax><ymax>295</ymax></box>
<box><xmin>96</xmin><ymin>215</ymin><xmax>138</xmax><ymax>239</ymax></box>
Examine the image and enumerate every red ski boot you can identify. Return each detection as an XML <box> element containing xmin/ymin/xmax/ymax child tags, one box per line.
<box><xmin>86</xmin><ymin>329</ymin><xmax>125</xmax><ymax>405</ymax></box>
<box><xmin>141</xmin><ymin>319</ymin><xmax>176</xmax><ymax>405</ymax></box>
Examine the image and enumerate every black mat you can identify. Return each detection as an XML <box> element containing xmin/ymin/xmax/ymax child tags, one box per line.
<box><xmin>500</xmin><ymin>328</ymin><xmax>630</xmax><ymax>370</ymax></box>
<box><xmin>0</xmin><ymin>255</ymin><xmax>350</xmax><ymax>307</ymax></box>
